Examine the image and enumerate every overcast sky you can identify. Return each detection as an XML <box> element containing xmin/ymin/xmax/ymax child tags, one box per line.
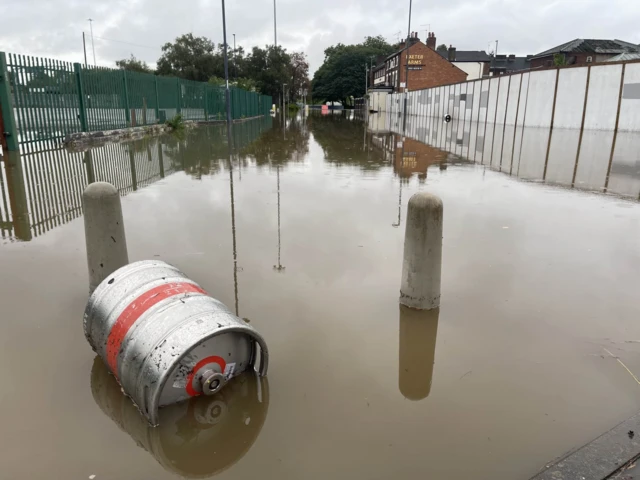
<box><xmin>2</xmin><ymin>0</ymin><xmax>639</xmax><ymax>75</ymax></box>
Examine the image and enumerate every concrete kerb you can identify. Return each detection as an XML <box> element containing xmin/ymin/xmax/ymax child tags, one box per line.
<box><xmin>530</xmin><ymin>410</ymin><xmax>640</xmax><ymax>480</ymax></box>
<box><xmin>65</xmin><ymin>115</ymin><xmax>266</xmax><ymax>150</ymax></box>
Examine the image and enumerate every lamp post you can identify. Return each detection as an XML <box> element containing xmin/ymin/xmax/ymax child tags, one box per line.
<box><xmin>401</xmin><ymin>0</ymin><xmax>413</xmax><ymax>135</ymax></box>
<box><xmin>221</xmin><ymin>0</ymin><xmax>232</xmax><ymax>131</ymax></box>
<box><xmin>282</xmin><ymin>83</ymin><xmax>287</xmax><ymax>120</ymax></box>
<box><xmin>273</xmin><ymin>0</ymin><xmax>277</xmax><ymax>46</ymax></box>
<box><xmin>88</xmin><ymin>19</ymin><xmax>97</xmax><ymax>66</ymax></box>
<box><xmin>82</xmin><ymin>32</ymin><xmax>88</xmax><ymax>67</ymax></box>
<box><xmin>233</xmin><ymin>33</ymin><xmax>236</xmax><ymax>81</ymax></box>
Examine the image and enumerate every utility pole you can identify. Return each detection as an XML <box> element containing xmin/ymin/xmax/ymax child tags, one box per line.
<box><xmin>273</xmin><ymin>0</ymin><xmax>277</xmax><ymax>46</ymax></box>
<box><xmin>282</xmin><ymin>83</ymin><xmax>287</xmax><ymax>119</ymax></box>
<box><xmin>365</xmin><ymin>64</ymin><xmax>368</xmax><ymax>96</ymax></box>
<box><xmin>233</xmin><ymin>34</ymin><xmax>236</xmax><ymax>81</ymax></box>
<box><xmin>402</xmin><ymin>0</ymin><xmax>413</xmax><ymax>134</ymax></box>
<box><xmin>82</xmin><ymin>32</ymin><xmax>88</xmax><ymax>67</ymax></box>
<box><xmin>221</xmin><ymin>0</ymin><xmax>233</xmax><ymax>132</ymax></box>
<box><xmin>88</xmin><ymin>19</ymin><xmax>96</xmax><ymax>66</ymax></box>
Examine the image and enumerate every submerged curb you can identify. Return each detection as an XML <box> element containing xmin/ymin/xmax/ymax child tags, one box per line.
<box><xmin>530</xmin><ymin>410</ymin><xmax>640</xmax><ymax>480</ymax></box>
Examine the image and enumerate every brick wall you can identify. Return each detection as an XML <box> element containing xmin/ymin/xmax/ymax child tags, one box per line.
<box><xmin>399</xmin><ymin>42</ymin><xmax>468</xmax><ymax>91</ymax></box>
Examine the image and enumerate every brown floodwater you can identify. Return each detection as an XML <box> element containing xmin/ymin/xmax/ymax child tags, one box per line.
<box><xmin>0</xmin><ymin>112</ymin><xmax>639</xmax><ymax>479</ymax></box>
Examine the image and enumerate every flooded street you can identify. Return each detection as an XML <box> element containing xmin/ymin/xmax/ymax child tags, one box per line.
<box><xmin>1</xmin><ymin>112</ymin><xmax>640</xmax><ymax>479</ymax></box>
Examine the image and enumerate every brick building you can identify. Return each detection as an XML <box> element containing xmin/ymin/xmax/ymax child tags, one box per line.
<box><xmin>530</xmin><ymin>39</ymin><xmax>640</xmax><ymax>68</ymax></box>
<box><xmin>371</xmin><ymin>32</ymin><xmax>467</xmax><ymax>92</ymax></box>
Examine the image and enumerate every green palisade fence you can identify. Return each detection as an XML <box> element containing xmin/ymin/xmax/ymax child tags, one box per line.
<box><xmin>0</xmin><ymin>51</ymin><xmax>273</xmax><ymax>152</ymax></box>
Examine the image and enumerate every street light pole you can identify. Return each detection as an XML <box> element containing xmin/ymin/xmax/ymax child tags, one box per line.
<box><xmin>88</xmin><ymin>19</ymin><xmax>97</xmax><ymax>66</ymax></box>
<box><xmin>221</xmin><ymin>0</ymin><xmax>233</xmax><ymax>133</ymax></box>
<box><xmin>365</xmin><ymin>64</ymin><xmax>368</xmax><ymax>95</ymax></box>
<box><xmin>402</xmin><ymin>0</ymin><xmax>413</xmax><ymax>135</ymax></box>
<box><xmin>82</xmin><ymin>32</ymin><xmax>88</xmax><ymax>67</ymax></box>
<box><xmin>233</xmin><ymin>33</ymin><xmax>236</xmax><ymax>81</ymax></box>
<box><xmin>273</xmin><ymin>0</ymin><xmax>277</xmax><ymax>46</ymax></box>
<box><xmin>282</xmin><ymin>83</ymin><xmax>287</xmax><ymax>120</ymax></box>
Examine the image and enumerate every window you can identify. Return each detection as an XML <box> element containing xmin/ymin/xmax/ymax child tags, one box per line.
<box><xmin>586</xmin><ymin>56</ymin><xmax>593</xmax><ymax>63</ymax></box>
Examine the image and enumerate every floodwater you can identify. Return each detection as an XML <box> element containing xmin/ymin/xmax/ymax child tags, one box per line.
<box><xmin>0</xmin><ymin>112</ymin><xmax>639</xmax><ymax>480</ymax></box>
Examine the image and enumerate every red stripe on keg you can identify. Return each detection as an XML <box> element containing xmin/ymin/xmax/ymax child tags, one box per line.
<box><xmin>106</xmin><ymin>282</ymin><xmax>206</xmax><ymax>378</ymax></box>
<box><xmin>185</xmin><ymin>355</ymin><xmax>227</xmax><ymax>397</ymax></box>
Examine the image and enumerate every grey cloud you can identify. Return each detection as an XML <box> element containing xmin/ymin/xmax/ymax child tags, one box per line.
<box><xmin>1</xmin><ymin>0</ymin><xmax>639</xmax><ymax>74</ymax></box>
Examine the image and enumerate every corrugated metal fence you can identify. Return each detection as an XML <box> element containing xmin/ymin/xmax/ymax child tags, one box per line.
<box><xmin>0</xmin><ymin>51</ymin><xmax>272</xmax><ymax>152</ymax></box>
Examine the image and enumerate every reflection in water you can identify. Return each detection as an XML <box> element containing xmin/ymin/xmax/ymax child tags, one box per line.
<box><xmin>308</xmin><ymin>113</ymin><xmax>387</xmax><ymax>171</ymax></box>
<box><xmin>399</xmin><ymin>306</ymin><xmax>439</xmax><ymax>401</ymax></box>
<box><xmin>241</xmin><ymin>116</ymin><xmax>308</xmax><ymax>168</ymax></box>
<box><xmin>369</xmin><ymin>112</ymin><xmax>640</xmax><ymax>200</ymax></box>
<box><xmin>91</xmin><ymin>357</ymin><xmax>269</xmax><ymax>479</ymax></box>
<box><xmin>273</xmin><ymin>165</ymin><xmax>285</xmax><ymax>272</ymax></box>
<box><xmin>0</xmin><ymin>117</ymin><xmax>274</xmax><ymax>242</ymax></box>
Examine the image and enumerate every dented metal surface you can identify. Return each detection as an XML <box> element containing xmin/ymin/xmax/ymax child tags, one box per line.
<box><xmin>83</xmin><ymin>260</ymin><xmax>269</xmax><ymax>425</ymax></box>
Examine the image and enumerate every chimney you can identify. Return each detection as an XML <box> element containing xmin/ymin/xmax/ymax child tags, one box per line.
<box><xmin>426</xmin><ymin>32</ymin><xmax>436</xmax><ymax>50</ymax></box>
<box><xmin>448</xmin><ymin>45</ymin><xmax>456</xmax><ymax>62</ymax></box>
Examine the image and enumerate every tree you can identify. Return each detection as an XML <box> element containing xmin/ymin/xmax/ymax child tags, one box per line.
<box><xmin>244</xmin><ymin>45</ymin><xmax>291</xmax><ymax>100</ymax></box>
<box><xmin>436</xmin><ymin>44</ymin><xmax>448</xmax><ymax>55</ymax></box>
<box><xmin>311</xmin><ymin>36</ymin><xmax>395</xmax><ymax>103</ymax></box>
<box><xmin>156</xmin><ymin>33</ymin><xmax>222</xmax><ymax>81</ymax></box>
<box><xmin>553</xmin><ymin>53</ymin><xmax>567</xmax><ymax>66</ymax></box>
<box><xmin>155</xmin><ymin>33</ymin><xmax>300</xmax><ymax>100</ymax></box>
<box><xmin>235</xmin><ymin>77</ymin><xmax>257</xmax><ymax>92</ymax></box>
<box><xmin>208</xmin><ymin>76</ymin><xmax>225</xmax><ymax>86</ymax></box>
<box><xmin>116</xmin><ymin>54</ymin><xmax>152</xmax><ymax>74</ymax></box>
<box><xmin>289</xmin><ymin>52</ymin><xmax>310</xmax><ymax>102</ymax></box>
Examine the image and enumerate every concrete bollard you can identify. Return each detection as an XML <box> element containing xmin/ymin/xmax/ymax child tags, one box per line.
<box><xmin>83</xmin><ymin>182</ymin><xmax>129</xmax><ymax>293</ymax></box>
<box><xmin>399</xmin><ymin>305</ymin><xmax>439</xmax><ymax>400</ymax></box>
<box><xmin>399</xmin><ymin>192</ymin><xmax>443</xmax><ymax>310</ymax></box>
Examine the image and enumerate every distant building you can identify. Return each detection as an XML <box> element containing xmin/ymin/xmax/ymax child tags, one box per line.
<box><xmin>530</xmin><ymin>39</ymin><xmax>640</xmax><ymax>68</ymax></box>
<box><xmin>436</xmin><ymin>44</ymin><xmax>493</xmax><ymax>80</ymax></box>
<box><xmin>606</xmin><ymin>52</ymin><xmax>640</xmax><ymax>62</ymax></box>
<box><xmin>434</xmin><ymin>36</ymin><xmax>530</xmax><ymax>78</ymax></box>
<box><xmin>489</xmin><ymin>54</ymin><xmax>532</xmax><ymax>75</ymax></box>
<box><xmin>371</xmin><ymin>32</ymin><xmax>467</xmax><ymax>92</ymax></box>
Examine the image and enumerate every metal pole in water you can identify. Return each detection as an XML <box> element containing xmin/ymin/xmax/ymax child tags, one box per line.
<box><xmin>83</xmin><ymin>182</ymin><xmax>129</xmax><ymax>293</ymax></box>
<box><xmin>221</xmin><ymin>0</ymin><xmax>233</xmax><ymax>130</ymax></box>
<box><xmin>399</xmin><ymin>192</ymin><xmax>443</xmax><ymax>309</ymax></box>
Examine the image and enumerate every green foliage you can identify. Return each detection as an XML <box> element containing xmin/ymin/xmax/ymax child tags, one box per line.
<box><xmin>243</xmin><ymin>45</ymin><xmax>292</xmax><ymax>100</ymax></box>
<box><xmin>436</xmin><ymin>44</ymin><xmax>448</xmax><ymax>55</ymax></box>
<box><xmin>208</xmin><ymin>76</ymin><xmax>225</xmax><ymax>86</ymax></box>
<box><xmin>553</xmin><ymin>53</ymin><xmax>567</xmax><ymax>66</ymax></box>
<box><xmin>234</xmin><ymin>77</ymin><xmax>257</xmax><ymax>92</ymax></box>
<box><xmin>116</xmin><ymin>55</ymin><xmax>152</xmax><ymax>73</ymax></box>
<box><xmin>311</xmin><ymin>35</ymin><xmax>395</xmax><ymax>102</ymax></box>
<box><xmin>155</xmin><ymin>34</ymin><xmax>309</xmax><ymax>102</ymax></box>
<box><xmin>288</xmin><ymin>103</ymin><xmax>299</xmax><ymax>112</ymax></box>
<box><xmin>156</xmin><ymin>33</ymin><xmax>221</xmax><ymax>81</ymax></box>
<box><xmin>166</xmin><ymin>113</ymin><xmax>185</xmax><ymax>131</ymax></box>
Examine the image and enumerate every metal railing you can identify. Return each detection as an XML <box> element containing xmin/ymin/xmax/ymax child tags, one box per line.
<box><xmin>0</xmin><ymin>51</ymin><xmax>272</xmax><ymax>152</ymax></box>
<box><xmin>0</xmin><ymin>116</ymin><xmax>273</xmax><ymax>242</ymax></box>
